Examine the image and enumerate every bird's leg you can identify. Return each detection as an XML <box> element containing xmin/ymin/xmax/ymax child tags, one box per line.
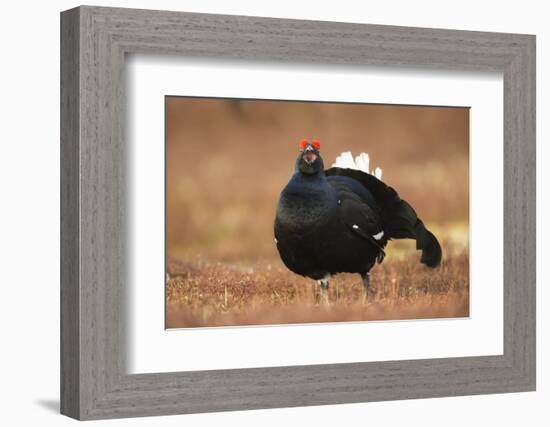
<box><xmin>361</xmin><ymin>272</ymin><xmax>372</xmax><ymax>302</ymax></box>
<box><xmin>317</xmin><ymin>275</ymin><xmax>330</xmax><ymax>306</ymax></box>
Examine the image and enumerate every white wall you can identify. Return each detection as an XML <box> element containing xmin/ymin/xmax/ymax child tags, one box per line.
<box><xmin>0</xmin><ymin>0</ymin><xmax>546</xmax><ymax>425</ymax></box>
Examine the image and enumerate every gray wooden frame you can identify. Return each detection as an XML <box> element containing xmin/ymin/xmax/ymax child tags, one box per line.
<box><xmin>60</xmin><ymin>5</ymin><xmax>536</xmax><ymax>420</ymax></box>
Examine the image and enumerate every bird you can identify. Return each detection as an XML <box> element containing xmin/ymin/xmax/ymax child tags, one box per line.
<box><xmin>274</xmin><ymin>138</ymin><xmax>442</xmax><ymax>305</ymax></box>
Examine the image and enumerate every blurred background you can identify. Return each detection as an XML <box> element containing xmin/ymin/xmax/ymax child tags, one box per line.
<box><xmin>166</xmin><ymin>97</ymin><xmax>469</xmax><ymax>263</ymax></box>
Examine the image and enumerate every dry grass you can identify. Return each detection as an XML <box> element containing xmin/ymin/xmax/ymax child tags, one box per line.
<box><xmin>166</xmin><ymin>247</ymin><xmax>469</xmax><ymax>328</ymax></box>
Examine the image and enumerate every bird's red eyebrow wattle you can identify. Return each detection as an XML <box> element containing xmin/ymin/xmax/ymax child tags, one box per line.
<box><xmin>299</xmin><ymin>139</ymin><xmax>320</xmax><ymax>150</ymax></box>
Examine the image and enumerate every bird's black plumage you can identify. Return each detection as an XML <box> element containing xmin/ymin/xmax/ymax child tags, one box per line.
<box><xmin>274</xmin><ymin>144</ymin><xmax>442</xmax><ymax>286</ymax></box>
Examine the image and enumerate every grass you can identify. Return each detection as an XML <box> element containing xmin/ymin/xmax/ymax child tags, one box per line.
<box><xmin>166</xmin><ymin>246</ymin><xmax>469</xmax><ymax>328</ymax></box>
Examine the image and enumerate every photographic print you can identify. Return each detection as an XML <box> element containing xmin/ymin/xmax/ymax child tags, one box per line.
<box><xmin>166</xmin><ymin>97</ymin><xmax>469</xmax><ymax>328</ymax></box>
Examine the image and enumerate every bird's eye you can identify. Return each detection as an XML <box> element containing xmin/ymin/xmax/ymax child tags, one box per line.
<box><xmin>299</xmin><ymin>139</ymin><xmax>308</xmax><ymax>151</ymax></box>
<box><xmin>312</xmin><ymin>140</ymin><xmax>321</xmax><ymax>150</ymax></box>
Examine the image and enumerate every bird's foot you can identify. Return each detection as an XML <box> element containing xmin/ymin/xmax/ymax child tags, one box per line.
<box><xmin>361</xmin><ymin>273</ymin><xmax>375</xmax><ymax>302</ymax></box>
<box><xmin>321</xmin><ymin>289</ymin><xmax>330</xmax><ymax>307</ymax></box>
<box><xmin>317</xmin><ymin>275</ymin><xmax>331</xmax><ymax>307</ymax></box>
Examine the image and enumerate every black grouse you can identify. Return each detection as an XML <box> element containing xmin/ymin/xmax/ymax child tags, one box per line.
<box><xmin>274</xmin><ymin>139</ymin><xmax>442</xmax><ymax>304</ymax></box>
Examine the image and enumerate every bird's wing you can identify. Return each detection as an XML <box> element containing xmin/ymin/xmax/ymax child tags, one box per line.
<box><xmin>328</xmin><ymin>179</ymin><xmax>386</xmax><ymax>261</ymax></box>
<box><xmin>325</xmin><ymin>166</ymin><xmax>442</xmax><ymax>267</ymax></box>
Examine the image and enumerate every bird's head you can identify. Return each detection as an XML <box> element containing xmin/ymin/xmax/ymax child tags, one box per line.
<box><xmin>296</xmin><ymin>139</ymin><xmax>324</xmax><ymax>175</ymax></box>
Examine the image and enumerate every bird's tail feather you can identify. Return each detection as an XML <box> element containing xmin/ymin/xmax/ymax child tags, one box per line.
<box><xmin>332</xmin><ymin>151</ymin><xmax>383</xmax><ymax>180</ymax></box>
<box><xmin>380</xmin><ymin>201</ymin><xmax>442</xmax><ymax>268</ymax></box>
<box><xmin>324</xmin><ymin>166</ymin><xmax>442</xmax><ymax>268</ymax></box>
<box><xmin>413</xmin><ymin>220</ymin><xmax>442</xmax><ymax>268</ymax></box>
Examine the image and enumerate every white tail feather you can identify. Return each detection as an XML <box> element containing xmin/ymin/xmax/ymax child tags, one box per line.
<box><xmin>331</xmin><ymin>151</ymin><xmax>383</xmax><ymax>180</ymax></box>
<box><xmin>333</xmin><ymin>151</ymin><xmax>355</xmax><ymax>169</ymax></box>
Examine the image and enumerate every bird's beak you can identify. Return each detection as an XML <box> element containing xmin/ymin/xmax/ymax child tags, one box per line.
<box><xmin>302</xmin><ymin>144</ymin><xmax>317</xmax><ymax>164</ymax></box>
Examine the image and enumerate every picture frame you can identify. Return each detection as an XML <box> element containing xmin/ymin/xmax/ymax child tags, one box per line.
<box><xmin>60</xmin><ymin>5</ymin><xmax>535</xmax><ymax>420</ymax></box>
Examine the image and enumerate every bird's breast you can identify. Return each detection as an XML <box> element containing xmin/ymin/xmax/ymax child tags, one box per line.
<box><xmin>275</xmin><ymin>186</ymin><xmax>338</xmax><ymax>233</ymax></box>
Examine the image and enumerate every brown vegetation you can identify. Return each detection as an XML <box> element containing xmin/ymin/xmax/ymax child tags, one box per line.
<box><xmin>166</xmin><ymin>246</ymin><xmax>469</xmax><ymax>328</ymax></box>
